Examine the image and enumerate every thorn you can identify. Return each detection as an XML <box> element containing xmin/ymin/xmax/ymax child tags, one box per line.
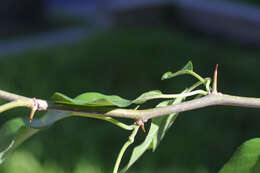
<box><xmin>29</xmin><ymin>98</ymin><xmax>38</xmax><ymax>123</ymax></box>
<box><xmin>135</xmin><ymin>120</ymin><xmax>146</xmax><ymax>133</ymax></box>
<box><xmin>141</xmin><ymin>124</ymin><xmax>146</xmax><ymax>133</ymax></box>
<box><xmin>212</xmin><ymin>64</ymin><xmax>219</xmax><ymax>94</ymax></box>
<box><xmin>29</xmin><ymin>108</ymin><xmax>36</xmax><ymax>123</ymax></box>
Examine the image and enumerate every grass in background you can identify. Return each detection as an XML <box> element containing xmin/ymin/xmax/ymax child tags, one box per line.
<box><xmin>0</xmin><ymin>28</ymin><xmax>260</xmax><ymax>173</ymax></box>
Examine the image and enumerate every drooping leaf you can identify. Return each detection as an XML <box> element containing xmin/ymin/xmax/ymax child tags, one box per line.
<box><xmin>51</xmin><ymin>92</ymin><xmax>132</xmax><ymax>107</ymax></box>
<box><xmin>218</xmin><ymin>138</ymin><xmax>260</xmax><ymax>173</ymax></box>
<box><xmin>122</xmin><ymin>90</ymin><xmax>188</xmax><ymax>172</ymax></box>
<box><xmin>120</xmin><ymin>123</ymin><xmax>159</xmax><ymax>172</ymax></box>
<box><xmin>150</xmin><ymin>92</ymin><xmax>186</xmax><ymax>151</ymax></box>
<box><xmin>0</xmin><ymin>111</ymin><xmax>71</xmax><ymax>164</ymax></box>
<box><xmin>161</xmin><ymin>61</ymin><xmax>193</xmax><ymax>80</ymax></box>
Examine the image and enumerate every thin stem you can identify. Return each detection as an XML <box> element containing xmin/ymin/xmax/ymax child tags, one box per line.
<box><xmin>133</xmin><ymin>90</ymin><xmax>208</xmax><ymax>103</ymax></box>
<box><xmin>189</xmin><ymin>71</ymin><xmax>206</xmax><ymax>84</ymax></box>
<box><xmin>113</xmin><ymin>125</ymin><xmax>140</xmax><ymax>173</ymax></box>
<box><xmin>0</xmin><ymin>90</ymin><xmax>28</xmax><ymax>101</ymax></box>
<box><xmin>0</xmin><ymin>99</ymin><xmax>33</xmax><ymax>114</ymax></box>
<box><xmin>69</xmin><ymin>112</ymin><xmax>135</xmax><ymax>130</ymax></box>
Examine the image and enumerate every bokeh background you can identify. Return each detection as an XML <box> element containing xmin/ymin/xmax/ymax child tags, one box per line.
<box><xmin>1</xmin><ymin>0</ymin><xmax>260</xmax><ymax>172</ymax></box>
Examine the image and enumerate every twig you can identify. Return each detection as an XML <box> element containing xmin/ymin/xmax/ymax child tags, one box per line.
<box><xmin>0</xmin><ymin>99</ymin><xmax>33</xmax><ymax>114</ymax></box>
<box><xmin>0</xmin><ymin>90</ymin><xmax>48</xmax><ymax>122</ymax></box>
<box><xmin>113</xmin><ymin>125</ymin><xmax>140</xmax><ymax>173</ymax></box>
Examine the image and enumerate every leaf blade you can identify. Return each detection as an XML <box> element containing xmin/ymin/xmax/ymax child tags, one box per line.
<box><xmin>219</xmin><ymin>138</ymin><xmax>260</xmax><ymax>173</ymax></box>
<box><xmin>161</xmin><ymin>61</ymin><xmax>193</xmax><ymax>80</ymax></box>
<box><xmin>51</xmin><ymin>92</ymin><xmax>132</xmax><ymax>107</ymax></box>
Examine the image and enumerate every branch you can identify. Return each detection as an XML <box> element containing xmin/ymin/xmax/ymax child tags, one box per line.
<box><xmin>48</xmin><ymin>93</ymin><xmax>260</xmax><ymax>121</ymax></box>
<box><xmin>1</xmin><ymin>89</ymin><xmax>260</xmax><ymax>122</ymax></box>
<box><xmin>0</xmin><ymin>90</ymin><xmax>48</xmax><ymax>121</ymax></box>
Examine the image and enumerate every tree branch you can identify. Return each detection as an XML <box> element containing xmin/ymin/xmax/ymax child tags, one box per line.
<box><xmin>1</xmin><ymin>89</ymin><xmax>260</xmax><ymax>122</ymax></box>
<box><xmin>47</xmin><ymin>93</ymin><xmax>260</xmax><ymax>121</ymax></box>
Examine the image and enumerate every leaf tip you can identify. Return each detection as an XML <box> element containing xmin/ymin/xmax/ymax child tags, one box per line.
<box><xmin>161</xmin><ymin>72</ymin><xmax>172</xmax><ymax>80</ymax></box>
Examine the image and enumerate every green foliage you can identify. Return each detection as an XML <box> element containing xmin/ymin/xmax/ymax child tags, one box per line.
<box><xmin>219</xmin><ymin>138</ymin><xmax>260</xmax><ymax>173</ymax></box>
<box><xmin>0</xmin><ymin>118</ymin><xmax>38</xmax><ymax>164</ymax></box>
<box><xmin>1</xmin><ymin>28</ymin><xmax>260</xmax><ymax>173</ymax></box>
<box><xmin>121</xmin><ymin>62</ymin><xmax>210</xmax><ymax>171</ymax></box>
<box><xmin>52</xmin><ymin>92</ymin><xmax>132</xmax><ymax>107</ymax></box>
<box><xmin>161</xmin><ymin>61</ymin><xmax>193</xmax><ymax>80</ymax></box>
<box><xmin>0</xmin><ymin>61</ymin><xmax>210</xmax><ymax>172</ymax></box>
<box><xmin>0</xmin><ymin>111</ymin><xmax>70</xmax><ymax>163</ymax></box>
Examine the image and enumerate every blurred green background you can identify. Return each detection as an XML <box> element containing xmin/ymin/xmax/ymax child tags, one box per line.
<box><xmin>1</xmin><ymin>1</ymin><xmax>260</xmax><ymax>173</ymax></box>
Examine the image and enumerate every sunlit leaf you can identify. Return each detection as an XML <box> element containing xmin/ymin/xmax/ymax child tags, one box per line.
<box><xmin>51</xmin><ymin>92</ymin><xmax>132</xmax><ymax>107</ymax></box>
<box><xmin>219</xmin><ymin>138</ymin><xmax>260</xmax><ymax>173</ymax></box>
<box><xmin>161</xmin><ymin>61</ymin><xmax>193</xmax><ymax>80</ymax></box>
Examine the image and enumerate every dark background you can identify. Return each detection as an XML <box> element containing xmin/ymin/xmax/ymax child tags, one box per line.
<box><xmin>1</xmin><ymin>0</ymin><xmax>260</xmax><ymax>173</ymax></box>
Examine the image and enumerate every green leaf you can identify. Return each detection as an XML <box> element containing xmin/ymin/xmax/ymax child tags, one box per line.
<box><xmin>161</xmin><ymin>61</ymin><xmax>193</xmax><ymax>80</ymax></box>
<box><xmin>51</xmin><ymin>92</ymin><xmax>132</xmax><ymax>107</ymax></box>
<box><xmin>52</xmin><ymin>90</ymin><xmax>168</xmax><ymax>108</ymax></box>
<box><xmin>0</xmin><ymin>118</ymin><xmax>38</xmax><ymax>163</ymax></box>
<box><xmin>120</xmin><ymin>123</ymin><xmax>159</xmax><ymax>172</ymax></box>
<box><xmin>150</xmin><ymin>93</ymin><xmax>185</xmax><ymax>150</ymax></box>
<box><xmin>122</xmin><ymin>89</ymin><xmax>188</xmax><ymax>172</ymax></box>
<box><xmin>132</xmin><ymin>90</ymin><xmax>163</xmax><ymax>104</ymax></box>
<box><xmin>0</xmin><ymin>111</ymin><xmax>71</xmax><ymax>164</ymax></box>
<box><xmin>219</xmin><ymin>138</ymin><xmax>260</xmax><ymax>173</ymax></box>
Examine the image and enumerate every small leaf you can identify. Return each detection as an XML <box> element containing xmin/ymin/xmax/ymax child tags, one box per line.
<box><xmin>218</xmin><ymin>138</ymin><xmax>260</xmax><ymax>173</ymax></box>
<box><xmin>161</xmin><ymin>61</ymin><xmax>193</xmax><ymax>80</ymax></box>
<box><xmin>51</xmin><ymin>92</ymin><xmax>132</xmax><ymax>107</ymax></box>
<box><xmin>132</xmin><ymin>90</ymin><xmax>163</xmax><ymax>104</ymax></box>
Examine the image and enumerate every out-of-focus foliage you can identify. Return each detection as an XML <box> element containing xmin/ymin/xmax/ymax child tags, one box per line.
<box><xmin>219</xmin><ymin>138</ymin><xmax>260</xmax><ymax>173</ymax></box>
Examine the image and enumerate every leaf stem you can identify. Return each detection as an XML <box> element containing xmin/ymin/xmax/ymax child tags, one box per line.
<box><xmin>113</xmin><ymin>125</ymin><xmax>140</xmax><ymax>173</ymax></box>
<box><xmin>134</xmin><ymin>90</ymin><xmax>208</xmax><ymax>103</ymax></box>
<box><xmin>69</xmin><ymin>112</ymin><xmax>135</xmax><ymax>130</ymax></box>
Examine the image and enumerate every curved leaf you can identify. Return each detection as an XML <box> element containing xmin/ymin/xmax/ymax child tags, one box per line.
<box><xmin>132</xmin><ymin>90</ymin><xmax>163</xmax><ymax>104</ymax></box>
<box><xmin>52</xmin><ymin>90</ymin><xmax>168</xmax><ymax>109</ymax></box>
<box><xmin>161</xmin><ymin>61</ymin><xmax>193</xmax><ymax>80</ymax></box>
<box><xmin>219</xmin><ymin>138</ymin><xmax>260</xmax><ymax>173</ymax></box>
<box><xmin>51</xmin><ymin>92</ymin><xmax>132</xmax><ymax>107</ymax></box>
